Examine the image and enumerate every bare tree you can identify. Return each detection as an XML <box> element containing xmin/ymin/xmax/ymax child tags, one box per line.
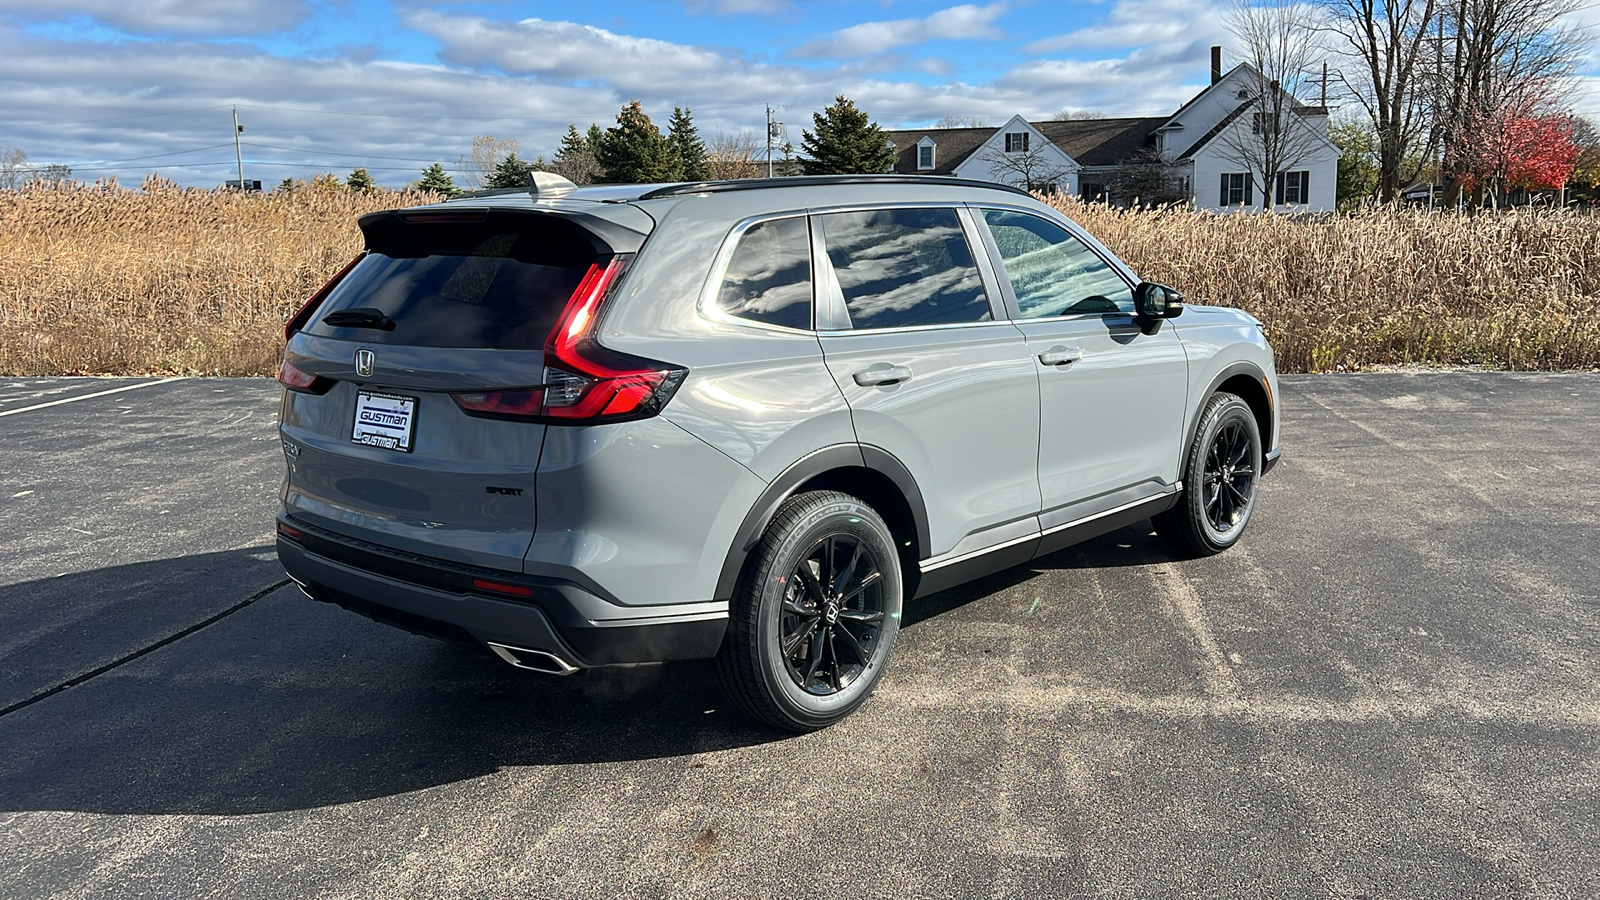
<box><xmin>0</xmin><ymin>147</ymin><xmax>71</xmax><ymax>190</ymax></box>
<box><xmin>978</xmin><ymin>140</ymin><xmax>1072</xmax><ymax>192</ymax></box>
<box><xmin>1321</xmin><ymin>0</ymin><xmax>1440</xmax><ymax>201</ymax></box>
<box><xmin>1050</xmin><ymin>109</ymin><xmax>1108</xmax><ymax>121</ymax></box>
<box><xmin>1107</xmin><ymin>147</ymin><xmax>1189</xmax><ymax>207</ymax></box>
<box><xmin>933</xmin><ymin>115</ymin><xmax>988</xmax><ymax>128</ymax></box>
<box><xmin>707</xmin><ymin>130</ymin><xmax>764</xmax><ymax>180</ymax></box>
<box><xmin>1221</xmin><ymin>0</ymin><xmax>1331</xmax><ymax>209</ymax></box>
<box><xmin>456</xmin><ymin>135</ymin><xmax>521</xmax><ymax>191</ymax></box>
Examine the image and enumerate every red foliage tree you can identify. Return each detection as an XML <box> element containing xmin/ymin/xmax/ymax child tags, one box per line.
<box><xmin>1445</xmin><ymin>96</ymin><xmax>1578</xmax><ymax>200</ymax></box>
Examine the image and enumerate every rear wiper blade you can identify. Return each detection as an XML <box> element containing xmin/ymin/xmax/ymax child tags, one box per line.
<box><xmin>321</xmin><ymin>307</ymin><xmax>396</xmax><ymax>331</ymax></box>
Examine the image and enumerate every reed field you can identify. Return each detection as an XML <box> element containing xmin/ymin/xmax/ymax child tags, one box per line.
<box><xmin>1</xmin><ymin>178</ymin><xmax>1598</xmax><ymax>375</ymax></box>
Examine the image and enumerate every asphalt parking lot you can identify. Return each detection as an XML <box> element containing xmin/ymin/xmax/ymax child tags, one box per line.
<box><xmin>0</xmin><ymin>372</ymin><xmax>1596</xmax><ymax>899</ymax></box>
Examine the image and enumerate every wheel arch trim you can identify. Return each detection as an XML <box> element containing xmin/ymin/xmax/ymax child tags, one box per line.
<box><xmin>1184</xmin><ymin>361</ymin><xmax>1275</xmax><ymax>473</ymax></box>
<box><xmin>713</xmin><ymin>444</ymin><xmax>931</xmax><ymax>602</ymax></box>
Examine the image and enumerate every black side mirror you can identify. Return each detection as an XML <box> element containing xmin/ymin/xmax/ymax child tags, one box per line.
<box><xmin>1134</xmin><ymin>282</ymin><xmax>1184</xmax><ymax>333</ymax></box>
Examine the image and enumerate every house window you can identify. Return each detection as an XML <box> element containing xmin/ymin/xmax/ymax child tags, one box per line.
<box><xmin>1277</xmin><ymin>170</ymin><xmax>1310</xmax><ymax>205</ymax></box>
<box><xmin>1005</xmin><ymin>132</ymin><xmax>1030</xmax><ymax>153</ymax></box>
<box><xmin>1220</xmin><ymin>173</ymin><xmax>1253</xmax><ymax>207</ymax></box>
<box><xmin>917</xmin><ymin>144</ymin><xmax>935</xmax><ymax>170</ymax></box>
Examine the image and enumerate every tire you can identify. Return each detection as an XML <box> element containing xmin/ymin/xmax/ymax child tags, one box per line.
<box><xmin>715</xmin><ymin>490</ymin><xmax>902</xmax><ymax>732</ymax></box>
<box><xmin>1153</xmin><ymin>391</ymin><xmax>1262</xmax><ymax>558</ymax></box>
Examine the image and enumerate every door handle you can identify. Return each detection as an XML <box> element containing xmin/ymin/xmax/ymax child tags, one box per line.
<box><xmin>1038</xmin><ymin>345</ymin><xmax>1084</xmax><ymax>367</ymax></box>
<box><xmin>853</xmin><ymin>364</ymin><xmax>912</xmax><ymax>386</ymax></box>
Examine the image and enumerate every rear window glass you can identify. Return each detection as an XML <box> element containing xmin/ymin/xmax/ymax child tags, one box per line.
<box><xmin>307</xmin><ymin>215</ymin><xmax>599</xmax><ymax>350</ymax></box>
<box><xmin>816</xmin><ymin>207</ymin><xmax>990</xmax><ymax>330</ymax></box>
<box><xmin>716</xmin><ymin>217</ymin><xmax>812</xmax><ymax>330</ymax></box>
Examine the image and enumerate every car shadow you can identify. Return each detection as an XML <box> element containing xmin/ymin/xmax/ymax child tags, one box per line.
<box><xmin>0</xmin><ymin>523</ymin><xmax>1181</xmax><ymax>817</ymax></box>
<box><xmin>0</xmin><ymin>550</ymin><xmax>781</xmax><ymax>817</ymax></box>
<box><xmin>903</xmin><ymin>519</ymin><xmax>1176</xmax><ymax>627</ymax></box>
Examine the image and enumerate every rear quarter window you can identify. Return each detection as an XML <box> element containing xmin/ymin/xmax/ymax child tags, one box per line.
<box><xmin>308</xmin><ymin>215</ymin><xmax>599</xmax><ymax>350</ymax></box>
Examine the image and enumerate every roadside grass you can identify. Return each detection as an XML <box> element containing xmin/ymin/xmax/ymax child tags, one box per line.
<box><xmin>2</xmin><ymin>180</ymin><xmax>1598</xmax><ymax>375</ymax></box>
<box><xmin>1053</xmin><ymin>198</ymin><xmax>1600</xmax><ymax>373</ymax></box>
<box><xmin>0</xmin><ymin>178</ymin><xmax>440</xmax><ymax>376</ymax></box>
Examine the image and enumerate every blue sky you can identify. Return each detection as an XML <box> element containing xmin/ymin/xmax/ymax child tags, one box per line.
<box><xmin>1</xmin><ymin>0</ymin><xmax>1597</xmax><ymax>188</ymax></box>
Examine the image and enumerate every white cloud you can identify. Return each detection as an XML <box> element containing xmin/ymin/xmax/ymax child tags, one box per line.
<box><xmin>792</xmin><ymin>3</ymin><xmax>1007</xmax><ymax>59</ymax></box>
<box><xmin>0</xmin><ymin>0</ymin><xmax>307</xmax><ymax>35</ymax></box>
<box><xmin>685</xmin><ymin>0</ymin><xmax>788</xmax><ymax>13</ymax></box>
<box><xmin>1025</xmin><ymin>0</ymin><xmax>1227</xmax><ymax>55</ymax></box>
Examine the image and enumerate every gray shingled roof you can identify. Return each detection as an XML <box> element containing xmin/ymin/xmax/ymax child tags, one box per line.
<box><xmin>881</xmin><ymin>126</ymin><xmax>994</xmax><ymax>175</ymax></box>
<box><xmin>885</xmin><ymin>117</ymin><xmax>1168</xmax><ymax>174</ymax></box>
<box><xmin>1031</xmin><ymin>117</ymin><xmax>1167</xmax><ymax>167</ymax></box>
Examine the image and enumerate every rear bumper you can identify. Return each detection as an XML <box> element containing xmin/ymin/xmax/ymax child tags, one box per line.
<box><xmin>276</xmin><ymin>519</ymin><xmax>727</xmax><ymax>668</ymax></box>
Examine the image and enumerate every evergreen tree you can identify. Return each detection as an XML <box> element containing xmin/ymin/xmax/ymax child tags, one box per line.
<box><xmin>667</xmin><ymin>107</ymin><xmax>710</xmax><ymax>181</ymax></box>
<box><xmin>550</xmin><ymin>125</ymin><xmax>601</xmax><ymax>184</ymax></box>
<box><xmin>346</xmin><ymin>167</ymin><xmax>375</xmax><ymax>192</ymax></box>
<box><xmin>595</xmin><ymin>101</ymin><xmax>680</xmax><ymax>184</ymax></box>
<box><xmin>416</xmin><ymin>163</ymin><xmax>459</xmax><ymax>196</ymax></box>
<box><xmin>276</xmin><ymin>177</ymin><xmax>296</xmax><ymax>193</ymax></box>
<box><xmin>485</xmin><ymin>153</ymin><xmax>535</xmax><ymax>189</ymax></box>
<box><xmin>800</xmin><ymin>96</ymin><xmax>896</xmax><ymax>175</ymax></box>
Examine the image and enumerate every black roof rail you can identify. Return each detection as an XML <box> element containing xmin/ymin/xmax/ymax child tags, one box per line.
<box><xmin>636</xmin><ymin>174</ymin><xmax>1033</xmax><ymax>201</ymax></box>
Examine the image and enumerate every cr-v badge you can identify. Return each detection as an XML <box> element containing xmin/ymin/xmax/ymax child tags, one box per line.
<box><xmin>354</xmin><ymin>349</ymin><xmax>374</xmax><ymax>377</ymax></box>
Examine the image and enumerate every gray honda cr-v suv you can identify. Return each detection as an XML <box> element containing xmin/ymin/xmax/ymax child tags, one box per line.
<box><xmin>276</xmin><ymin>174</ymin><xmax>1280</xmax><ymax>731</ymax></box>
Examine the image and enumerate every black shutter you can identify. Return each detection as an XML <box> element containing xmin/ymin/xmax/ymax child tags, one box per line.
<box><xmin>1244</xmin><ymin>177</ymin><xmax>1253</xmax><ymax>207</ymax></box>
<box><xmin>1300</xmin><ymin>171</ymin><xmax>1309</xmax><ymax>204</ymax></box>
<box><xmin>1221</xmin><ymin>173</ymin><xmax>1229</xmax><ymax>206</ymax></box>
<box><xmin>1275</xmin><ymin>172</ymin><xmax>1285</xmax><ymax>206</ymax></box>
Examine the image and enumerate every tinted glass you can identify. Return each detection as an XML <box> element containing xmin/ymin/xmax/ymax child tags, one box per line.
<box><xmin>716</xmin><ymin>216</ymin><xmax>812</xmax><ymax>330</ymax></box>
<box><xmin>818</xmin><ymin>207</ymin><xmax>990</xmax><ymax>330</ymax></box>
<box><xmin>307</xmin><ymin>217</ymin><xmax>598</xmax><ymax>350</ymax></box>
<box><xmin>981</xmin><ymin>209</ymin><xmax>1133</xmax><ymax>317</ymax></box>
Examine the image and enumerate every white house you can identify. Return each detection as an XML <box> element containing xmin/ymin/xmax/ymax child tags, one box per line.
<box><xmin>886</xmin><ymin>48</ymin><xmax>1340</xmax><ymax>213</ymax></box>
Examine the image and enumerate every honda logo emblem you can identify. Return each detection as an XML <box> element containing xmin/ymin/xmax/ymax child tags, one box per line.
<box><xmin>354</xmin><ymin>349</ymin><xmax>374</xmax><ymax>377</ymax></box>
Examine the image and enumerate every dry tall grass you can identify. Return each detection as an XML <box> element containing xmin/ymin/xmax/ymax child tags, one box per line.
<box><xmin>0</xmin><ymin>177</ymin><xmax>440</xmax><ymax>376</ymax></box>
<box><xmin>1052</xmin><ymin>198</ymin><xmax>1600</xmax><ymax>372</ymax></box>
<box><xmin>1</xmin><ymin>181</ymin><xmax>1597</xmax><ymax>375</ymax></box>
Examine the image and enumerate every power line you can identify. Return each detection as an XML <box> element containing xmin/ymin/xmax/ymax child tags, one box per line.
<box><xmin>54</xmin><ymin>143</ymin><xmax>239</xmax><ymax>167</ymax></box>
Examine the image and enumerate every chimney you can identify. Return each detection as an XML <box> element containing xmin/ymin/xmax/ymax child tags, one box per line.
<box><xmin>1211</xmin><ymin>46</ymin><xmax>1223</xmax><ymax>84</ymax></box>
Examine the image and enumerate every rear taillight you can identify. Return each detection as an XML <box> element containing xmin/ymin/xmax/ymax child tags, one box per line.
<box><xmin>285</xmin><ymin>252</ymin><xmax>365</xmax><ymax>341</ymax></box>
<box><xmin>451</xmin><ymin>257</ymin><xmax>686</xmax><ymax>425</ymax></box>
<box><xmin>278</xmin><ymin>359</ymin><xmax>332</xmax><ymax>394</ymax></box>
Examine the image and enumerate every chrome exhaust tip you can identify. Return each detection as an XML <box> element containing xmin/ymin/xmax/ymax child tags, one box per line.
<box><xmin>487</xmin><ymin>642</ymin><xmax>580</xmax><ymax>676</ymax></box>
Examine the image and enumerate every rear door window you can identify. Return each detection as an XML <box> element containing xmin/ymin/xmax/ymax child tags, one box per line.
<box><xmin>307</xmin><ymin>215</ymin><xmax>599</xmax><ymax>350</ymax></box>
<box><xmin>816</xmin><ymin>207</ymin><xmax>991</xmax><ymax>330</ymax></box>
<box><xmin>715</xmin><ymin>216</ymin><xmax>813</xmax><ymax>330</ymax></box>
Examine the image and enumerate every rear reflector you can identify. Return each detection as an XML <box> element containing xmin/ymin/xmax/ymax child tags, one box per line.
<box><xmin>276</xmin><ymin>521</ymin><xmax>303</xmax><ymax>540</ymax></box>
<box><xmin>471</xmin><ymin>578</ymin><xmax>534</xmax><ymax>598</ymax></box>
<box><xmin>450</xmin><ymin>256</ymin><xmax>687</xmax><ymax>425</ymax></box>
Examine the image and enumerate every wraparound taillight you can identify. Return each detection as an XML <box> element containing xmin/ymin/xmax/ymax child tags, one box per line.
<box><xmin>451</xmin><ymin>257</ymin><xmax>687</xmax><ymax>425</ymax></box>
<box><xmin>278</xmin><ymin>359</ymin><xmax>332</xmax><ymax>394</ymax></box>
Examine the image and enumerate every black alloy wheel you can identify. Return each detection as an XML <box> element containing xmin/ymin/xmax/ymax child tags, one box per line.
<box><xmin>1153</xmin><ymin>391</ymin><xmax>1262</xmax><ymax>557</ymax></box>
<box><xmin>1202</xmin><ymin>417</ymin><xmax>1258</xmax><ymax>538</ymax></box>
<box><xmin>780</xmin><ymin>533</ymin><xmax>889</xmax><ymax>696</ymax></box>
<box><xmin>717</xmin><ymin>490</ymin><xmax>902</xmax><ymax>732</ymax></box>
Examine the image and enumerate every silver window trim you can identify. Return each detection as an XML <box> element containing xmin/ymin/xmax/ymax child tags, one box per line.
<box><xmin>696</xmin><ymin>210</ymin><xmax>819</xmax><ymax>336</ymax></box>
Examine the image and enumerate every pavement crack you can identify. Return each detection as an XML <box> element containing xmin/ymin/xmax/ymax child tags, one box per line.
<box><xmin>0</xmin><ymin>577</ymin><xmax>291</xmax><ymax>720</ymax></box>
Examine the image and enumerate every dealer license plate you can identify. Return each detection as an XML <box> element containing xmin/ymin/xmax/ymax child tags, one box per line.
<box><xmin>351</xmin><ymin>390</ymin><xmax>417</xmax><ymax>452</ymax></box>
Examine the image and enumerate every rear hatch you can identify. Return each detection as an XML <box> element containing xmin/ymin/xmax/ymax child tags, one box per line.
<box><xmin>277</xmin><ymin>204</ymin><xmax>651</xmax><ymax>572</ymax></box>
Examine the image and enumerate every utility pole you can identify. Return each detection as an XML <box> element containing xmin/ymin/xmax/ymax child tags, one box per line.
<box><xmin>765</xmin><ymin>105</ymin><xmax>774</xmax><ymax>178</ymax></box>
<box><xmin>233</xmin><ymin>106</ymin><xmax>245</xmax><ymax>189</ymax></box>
